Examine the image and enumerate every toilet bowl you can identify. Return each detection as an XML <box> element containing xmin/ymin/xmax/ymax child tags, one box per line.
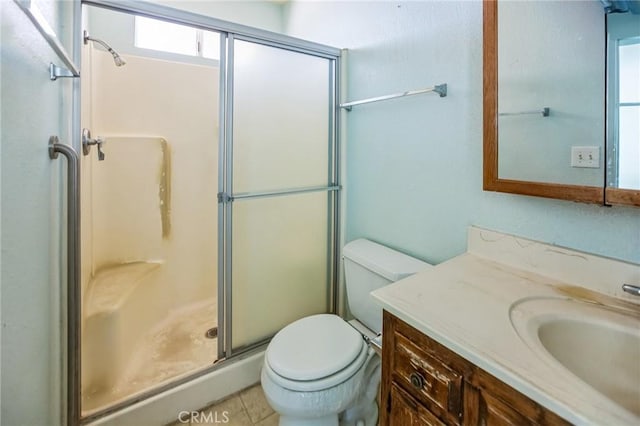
<box><xmin>261</xmin><ymin>239</ymin><xmax>431</xmax><ymax>426</ymax></box>
<box><xmin>261</xmin><ymin>314</ymin><xmax>379</xmax><ymax>426</ymax></box>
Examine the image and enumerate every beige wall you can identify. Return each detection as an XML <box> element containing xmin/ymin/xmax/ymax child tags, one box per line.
<box><xmin>82</xmin><ymin>48</ymin><xmax>219</xmax><ymax>312</ymax></box>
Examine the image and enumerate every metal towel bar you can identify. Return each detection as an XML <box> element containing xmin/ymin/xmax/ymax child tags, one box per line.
<box><xmin>15</xmin><ymin>0</ymin><xmax>80</xmax><ymax>80</ymax></box>
<box><xmin>340</xmin><ymin>84</ymin><xmax>447</xmax><ymax>111</ymax></box>
<box><xmin>499</xmin><ymin>107</ymin><xmax>550</xmax><ymax>117</ymax></box>
<box><xmin>48</xmin><ymin>136</ymin><xmax>81</xmax><ymax>426</ymax></box>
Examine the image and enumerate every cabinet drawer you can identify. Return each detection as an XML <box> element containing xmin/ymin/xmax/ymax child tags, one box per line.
<box><xmin>393</xmin><ymin>333</ymin><xmax>463</xmax><ymax>424</ymax></box>
<box><xmin>390</xmin><ymin>384</ymin><xmax>446</xmax><ymax>426</ymax></box>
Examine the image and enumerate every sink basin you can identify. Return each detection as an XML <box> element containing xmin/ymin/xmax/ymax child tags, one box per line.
<box><xmin>510</xmin><ymin>297</ymin><xmax>640</xmax><ymax>417</ymax></box>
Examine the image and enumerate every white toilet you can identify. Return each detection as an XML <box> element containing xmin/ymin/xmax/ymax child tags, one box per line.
<box><xmin>261</xmin><ymin>239</ymin><xmax>431</xmax><ymax>426</ymax></box>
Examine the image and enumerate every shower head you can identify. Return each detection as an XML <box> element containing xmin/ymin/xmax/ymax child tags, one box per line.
<box><xmin>83</xmin><ymin>30</ymin><xmax>126</xmax><ymax>67</ymax></box>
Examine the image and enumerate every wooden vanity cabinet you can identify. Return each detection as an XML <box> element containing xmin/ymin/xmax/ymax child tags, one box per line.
<box><xmin>380</xmin><ymin>311</ymin><xmax>571</xmax><ymax>426</ymax></box>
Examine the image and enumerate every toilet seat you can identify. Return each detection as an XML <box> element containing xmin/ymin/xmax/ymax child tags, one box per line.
<box><xmin>264</xmin><ymin>314</ymin><xmax>369</xmax><ymax>392</ymax></box>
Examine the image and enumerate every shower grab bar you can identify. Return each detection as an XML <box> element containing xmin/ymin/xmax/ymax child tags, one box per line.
<box><xmin>221</xmin><ymin>185</ymin><xmax>341</xmax><ymax>202</ymax></box>
<box><xmin>340</xmin><ymin>84</ymin><xmax>447</xmax><ymax>111</ymax></box>
<box><xmin>48</xmin><ymin>136</ymin><xmax>81</xmax><ymax>426</ymax></box>
<box><xmin>14</xmin><ymin>0</ymin><xmax>80</xmax><ymax>80</ymax></box>
<box><xmin>499</xmin><ymin>107</ymin><xmax>550</xmax><ymax>117</ymax></box>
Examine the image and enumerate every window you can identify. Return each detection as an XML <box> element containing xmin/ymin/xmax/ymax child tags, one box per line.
<box><xmin>134</xmin><ymin>16</ymin><xmax>220</xmax><ymax>60</ymax></box>
<box><xmin>616</xmin><ymin>38</ymin><xmax>640</xmax><ymax>189</ymax></box>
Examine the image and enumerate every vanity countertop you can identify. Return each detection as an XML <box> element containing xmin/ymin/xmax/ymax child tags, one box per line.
<box><xmin>371</xmin><ymin>226</ymin><xmax>640</xmax><ymax>426</ymax></box>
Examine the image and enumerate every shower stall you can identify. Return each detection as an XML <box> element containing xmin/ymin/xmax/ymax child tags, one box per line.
<box><xmin>77</xmin><ymin>1</ymin><xmax>341</xmax><ymax>423</ymax></box>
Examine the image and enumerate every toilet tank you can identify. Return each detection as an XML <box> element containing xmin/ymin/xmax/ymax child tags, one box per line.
<box><xmin>343</xmin><ymin>239</ymin><xmax>431</xmax><ymax>333</ymax></box>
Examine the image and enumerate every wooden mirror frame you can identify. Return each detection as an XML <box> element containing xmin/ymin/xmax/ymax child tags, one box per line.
<box><xmin>607</xmin><ymin>183</ymin><xmax>640</xmax><ymax>207</ymax></box>
<box><xmin>482</xmin><ymin>0</ymin><xmax>640</xmax><ymax>207</ymax></box>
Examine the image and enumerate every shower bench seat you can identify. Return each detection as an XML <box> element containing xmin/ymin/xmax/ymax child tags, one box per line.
<box><xmin>82</xmin><ymin>260</ymin><xmax>164</xmax><ymax>411</ymax></box>
<box><xmin>84</xmin><ymin>261</ymin><xmax>163</xmax><ymax>317</ymax></box>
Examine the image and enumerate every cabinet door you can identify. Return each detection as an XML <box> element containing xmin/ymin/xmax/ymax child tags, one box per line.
<box><xmin>472</xmin><ymin>388</ymin><xmax>535</xmax><ymax>426</ymax></box>
<box><xmin>464</xmin><ymin>380</ymin><xmax>570</xmax><ymax>426</ymax></box>
<box><xmin>390</xmin><ymin>384</ymin><xmax>446</xmax><ymax>426</ymax></box>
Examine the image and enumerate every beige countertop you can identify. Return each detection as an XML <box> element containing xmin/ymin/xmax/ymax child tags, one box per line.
<box><xmin>371</xmin><ymin>227</ymin><xmax>640</xmax><ymax>426</ymax></box>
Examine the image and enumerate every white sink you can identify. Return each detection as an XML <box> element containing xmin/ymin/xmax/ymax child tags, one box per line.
<box><xmin>510</xmin><ymin>297</ymin><xmax>640</xmax><ymax>417</ymax></box>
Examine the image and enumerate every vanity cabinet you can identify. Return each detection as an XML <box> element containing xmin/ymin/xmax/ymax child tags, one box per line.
<box><xmin>381</xmin><ymin>311</ymin><xmax>570</xmax><ymax>426</ymax></box>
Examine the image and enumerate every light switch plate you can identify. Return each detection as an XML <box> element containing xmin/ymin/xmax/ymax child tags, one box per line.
<box><xmin>571</xmin><ymin>146</ymin><xmax>600</xmax><ymax>168</ymax></box>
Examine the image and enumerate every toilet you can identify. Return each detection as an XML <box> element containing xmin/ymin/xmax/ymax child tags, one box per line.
<box><xmin>261</xmin><ymin>239</ymin><xmax>431</xmax><ymax>426</ymax></box>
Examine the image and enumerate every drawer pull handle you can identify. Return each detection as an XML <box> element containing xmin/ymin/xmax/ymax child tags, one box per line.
<box><xmin>410</xmin><ymin>372</ymin><xmax>425</xmax><ymax>389</ymax></box>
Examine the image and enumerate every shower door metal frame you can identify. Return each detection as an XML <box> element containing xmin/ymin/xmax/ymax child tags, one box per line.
<box><xmin>75</xmin><ymin>1</ymin><xmax>342</xmax><ymax>424</ymax></box>
<box><xmin>219</xmin><ymin>33</ymin><xmax>341</xmax><ymax>357</ymax></box>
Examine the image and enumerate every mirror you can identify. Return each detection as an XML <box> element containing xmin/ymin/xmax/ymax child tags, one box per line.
<box><xmin>606</xmin><ymin>10</ymin><xmax>640</xmax><ymax>204</ymax></box>
<box><xmin>483</xmin><ymin>0</ymin><xmax>640</xmax><ymax>207</ymax></box>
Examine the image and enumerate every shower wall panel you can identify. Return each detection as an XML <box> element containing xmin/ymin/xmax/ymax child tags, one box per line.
<box><xmin>91</xmin><ymin>136</ymin><xmax>166</xmax><ymax>265</ymax></box>
<box><xmin>89</xmin><ymin>51</ymin><xmax>219</xmax><ymax>307</ymax></box>
<box><xmin>81</xmin><ymin>47</ymin><xmax>221</xmax><ymax>414</ymax></box>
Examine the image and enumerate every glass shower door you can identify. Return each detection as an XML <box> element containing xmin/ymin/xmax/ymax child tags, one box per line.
<box><xmin>224</xmin><ymin>38</ymin><xmax>338</xmax><ymax>352</ymax></box>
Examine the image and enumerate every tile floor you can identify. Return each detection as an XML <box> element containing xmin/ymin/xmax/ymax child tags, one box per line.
<box><xmin>167</xmin><ymin>383</ymin><xmax>278</xmax><ymax>426</ymax></box>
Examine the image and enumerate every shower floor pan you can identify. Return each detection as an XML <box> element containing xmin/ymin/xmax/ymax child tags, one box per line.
<box><xmin>82</xmin><ymin>298</ymin><xmax>218</xmax><ymax>415</ymax></box>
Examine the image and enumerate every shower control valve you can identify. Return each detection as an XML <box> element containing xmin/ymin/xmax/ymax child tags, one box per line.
<box><xmin>82</xmin><ymin>128</ymin><xmax>106</xmax><ymax>161</ymax></box>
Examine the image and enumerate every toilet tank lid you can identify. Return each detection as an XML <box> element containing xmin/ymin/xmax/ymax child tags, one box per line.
<box><xmin>342</xmin><ymin>239</ymin><xmax>431</xmax><ymax>281</ymax></box>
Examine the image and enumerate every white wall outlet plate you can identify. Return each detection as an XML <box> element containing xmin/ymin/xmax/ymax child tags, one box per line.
<box><xmin>571</xmin><ymin>146</ymin><xmax>600</xmax><ymax>168</ymax></box>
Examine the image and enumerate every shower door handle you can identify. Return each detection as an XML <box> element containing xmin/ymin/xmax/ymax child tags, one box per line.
<box><xmin>48</xmin><ymin>136</ymin><xmax>81</xmax><ymax>426</ymax></box>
